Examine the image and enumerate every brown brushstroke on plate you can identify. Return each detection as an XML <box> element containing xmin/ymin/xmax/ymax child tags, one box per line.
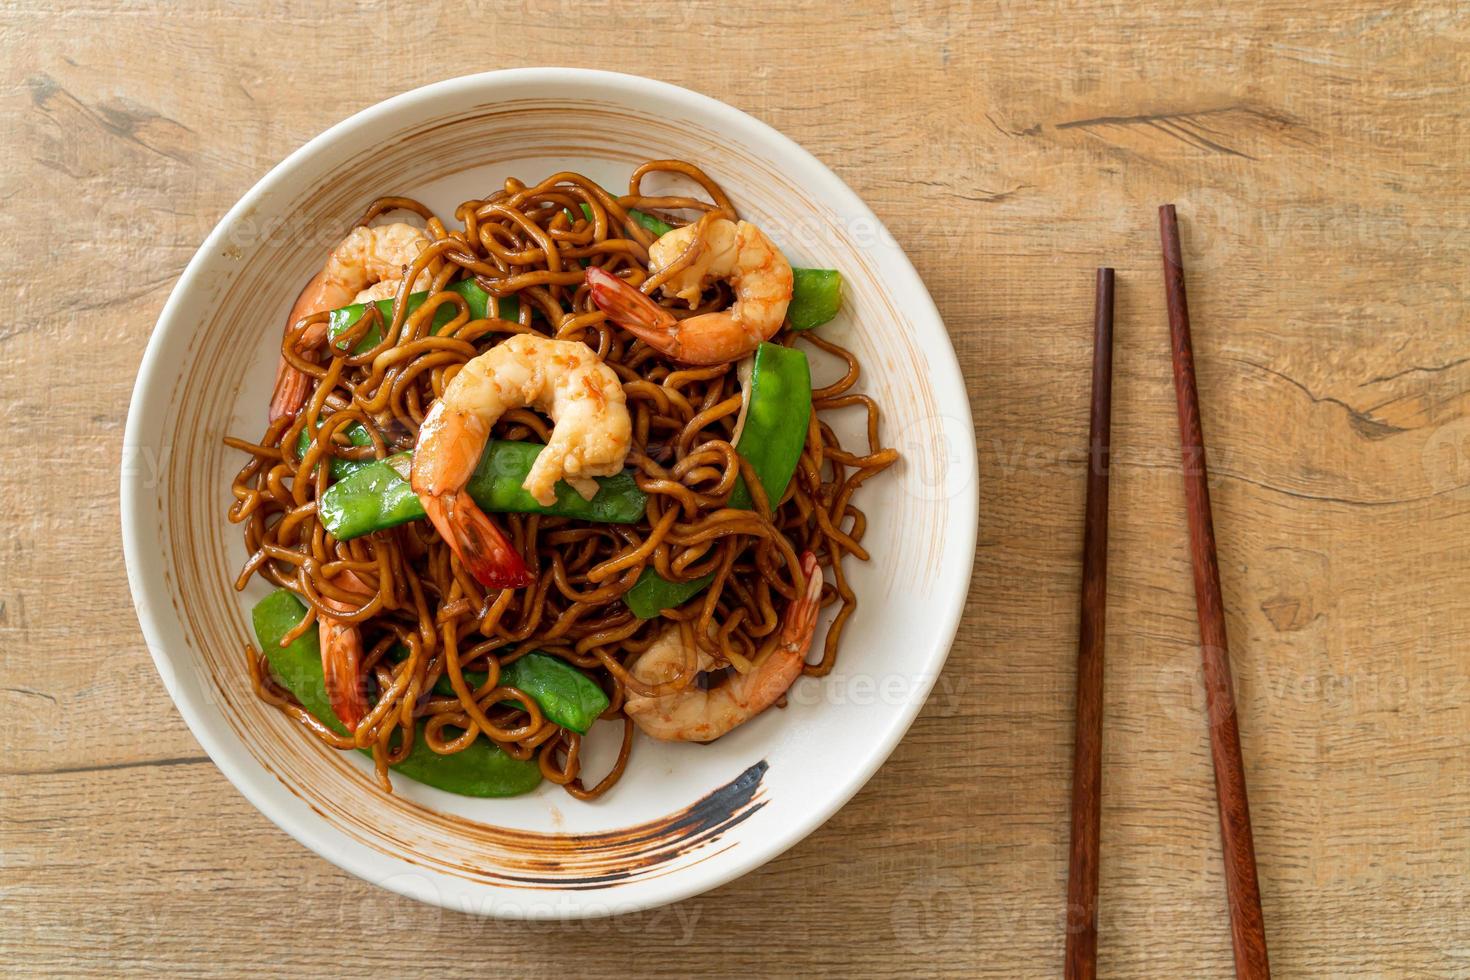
<box><xmin>479</xmin><ymin>761</ymin><xmax>769</xmax><ymax>889</ymax></box>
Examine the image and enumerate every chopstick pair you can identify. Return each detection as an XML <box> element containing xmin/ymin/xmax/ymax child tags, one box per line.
<box><xmin>1062</xmin><ymin>207</ymin><xmax>1270</xmax><ymax>980</ymax></box>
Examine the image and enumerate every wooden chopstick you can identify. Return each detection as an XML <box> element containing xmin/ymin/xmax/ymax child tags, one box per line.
<box><xmin>1158</xmin><ymin>204</ymin><xmax>1271</xmax><ymax>979</ymax></box>
<box><xmin>1064</xmin><ymin>268</ymin><xmax>1114</xmax><ymax>980</ymax></box>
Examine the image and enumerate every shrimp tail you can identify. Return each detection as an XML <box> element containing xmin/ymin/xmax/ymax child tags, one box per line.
<box><xmin>270</xmin><ymin>270</ymin><xmax>334</xmax><ymax>422</ymax></box>
<box><xmin>269</xmin><ymin>358</ymin><xmax>311</xmax><ymax>423</ymax></box>
<box><xmin>585</xmin><ymin>266</ymin><xmax>680</xmax><ymax>351</ymax></box>
<box><xmin>424</xmin><ymin>492</ymin><xmax>535</xmax><ymax>589</ymax></box>
<box><xmin>746</xmin><ymin>551</ymin><xmax>824</xmax><ymax>706</ymax></box>
<box><xmin>780</xmin><ymin>552</ymin><xmax>824</xmax><ymax>654</ymax></box>
<box><xmin>320</xmin><ymin>617</ymin><xmax>368</xmax><ymax>731</ymax></box>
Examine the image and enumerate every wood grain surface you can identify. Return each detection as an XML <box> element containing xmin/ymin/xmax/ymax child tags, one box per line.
<box><xmin>3</xmin><ymin>2</ymin><xmax>1468</xmax><ymax>976</ymax></box>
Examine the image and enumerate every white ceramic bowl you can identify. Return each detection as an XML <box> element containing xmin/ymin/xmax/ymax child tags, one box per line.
<box><xmin>122</xmin><ymin>68</ymin><xmax>976</xmax><ymax>918</ymax></box>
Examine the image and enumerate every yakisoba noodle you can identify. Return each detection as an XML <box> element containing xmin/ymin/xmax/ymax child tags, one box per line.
<box><xmin>227</xmin><ymin>160</ymin><xmax>897</xmax><ymax>799</ymax></box>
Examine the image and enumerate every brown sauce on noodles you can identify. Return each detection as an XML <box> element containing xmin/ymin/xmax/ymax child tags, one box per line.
<box><xmin>226</xmin><ymin>160</ymin><xmax>897</xmax><ymax>799</ymax></box>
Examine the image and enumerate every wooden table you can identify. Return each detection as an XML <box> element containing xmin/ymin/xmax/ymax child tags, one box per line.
<box><xmin>4</xmin><ymin>3</ymin><xmax>1467</xmax><ymax>975</ymax></box>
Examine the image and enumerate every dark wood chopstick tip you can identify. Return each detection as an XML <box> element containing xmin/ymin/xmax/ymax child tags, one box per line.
<box><xmin>1159</xmin><ymin>205</ymin><xmax>1184</xmax><ymax>265</ymax></box>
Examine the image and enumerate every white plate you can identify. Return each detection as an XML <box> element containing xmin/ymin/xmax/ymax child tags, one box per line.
<box><xmin>121</xmin><ymin>68</ymin><xmax>976</xmax><ymax>919</ymax></box>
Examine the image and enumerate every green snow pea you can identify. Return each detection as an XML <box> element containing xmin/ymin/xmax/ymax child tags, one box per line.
<box><xmin>498</xmin><ymin>653</ymin><xmax>609</xmax><ymax>733</ymax></box>
<box><xmin>579</xmin><ymin>202</ymin><xmax>676</xmax><ymax>238</ymax></box>
<box><xmin>400</xmin><ymin>651</ymin><xmax>609</xmax><ymax>734</ymax></box>
<box><xmin>787</xmin><ymin>268</ymin><xmax>843</xmax><ymax>331</ymax></box>
<box><xmin>726</xmin><ymin>342</ymin><xmax>813</xmax><ymax>511</ymax></box>
<box><xmin>293</xmin><ymin>421</ymin><xmax>374</xmax><ymax>481</ymax></box>
<box><xmin>318</xmin><ymin>440</ymin><xmax>646</xmax><ymax>541</ymax></box>
<box><xmin>623</xmin><ymin>568</ymin><xmax>717</xmax><ymax>621</ymax></box>
<box><xmin>250</xmin><ymin>589</ymin><xmax>541</xmax><ymax>798</ymax></box>
<box><xmin>326</xmin><ymin>280</ymin><xmax>520</xmax><ymax>354</ymax></box>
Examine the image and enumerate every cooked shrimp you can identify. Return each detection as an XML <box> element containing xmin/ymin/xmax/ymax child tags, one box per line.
<box><xmin>269</xmin><ymin>223</ymin><xmax>432</xmax><ymax>421</ymax></box>
<box><xmin>624</xmin><ymin>552</ymin><xmax>823</xmax><ymax>742</ymax></box>
<box><xmin>317</xmin><ymin>571</ymin><xmax>372</xmax><ymax>731</ymax></box>
<box><xmin>411</xmin><ymin>334</ymin><xmax>632</xmax><ymax>588</ymax></box>
<box><xmin>585</xmin><ymin>216</ymin><xmax>793</xmax><ymax>365</ymax></box>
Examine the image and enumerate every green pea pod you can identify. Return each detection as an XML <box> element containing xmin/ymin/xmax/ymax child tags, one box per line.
<box><xmin>499</xmin><ymin>653</ymin><xmax>609</xmax><ymax>733</ymax></box>
<box><xmin>318</xmin><ymin>440</ymin><xmax>646</xmax><ymax>541</ymax></box>
<box><xmin>293</xmin><ymin>421</ymin><xmax>374</xmax><ymax>481</ymax></box>
<box><xmin>787</xmin><ymin>268</ymin><xmax>843</xmax><ymax>331</ymax></box>
<box><xmin>579</xmin><ymin>203</ymin><xmax>675</xmax><ymax>238</ymax></box>
<box><xmin>250</xmin><ymin>589</ymin><xmax>542</xmax><ymax>798</ymax></box>
<box><xmin>407</xmin><ymin>652</ymin><xmax>609</xmax><ymax>734</ymax></box>
<box><xmin>726</xmin><ymin>342</ymin><xmax>813</xmax><ymax>510</ymax></box>
<box><xmin>624</xmin><ymin>342</ymin><xmax>812</xmax><ymax>618</ymax></box>
<box><xmin>326</xmin><ymin>280</ymin><xmax>520</xmax><ymax>354</ymax></box>
<box><xmin>624</xmin><ymin>568</ymin><xmax>716</xmax><ymax>621</ymax></box>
